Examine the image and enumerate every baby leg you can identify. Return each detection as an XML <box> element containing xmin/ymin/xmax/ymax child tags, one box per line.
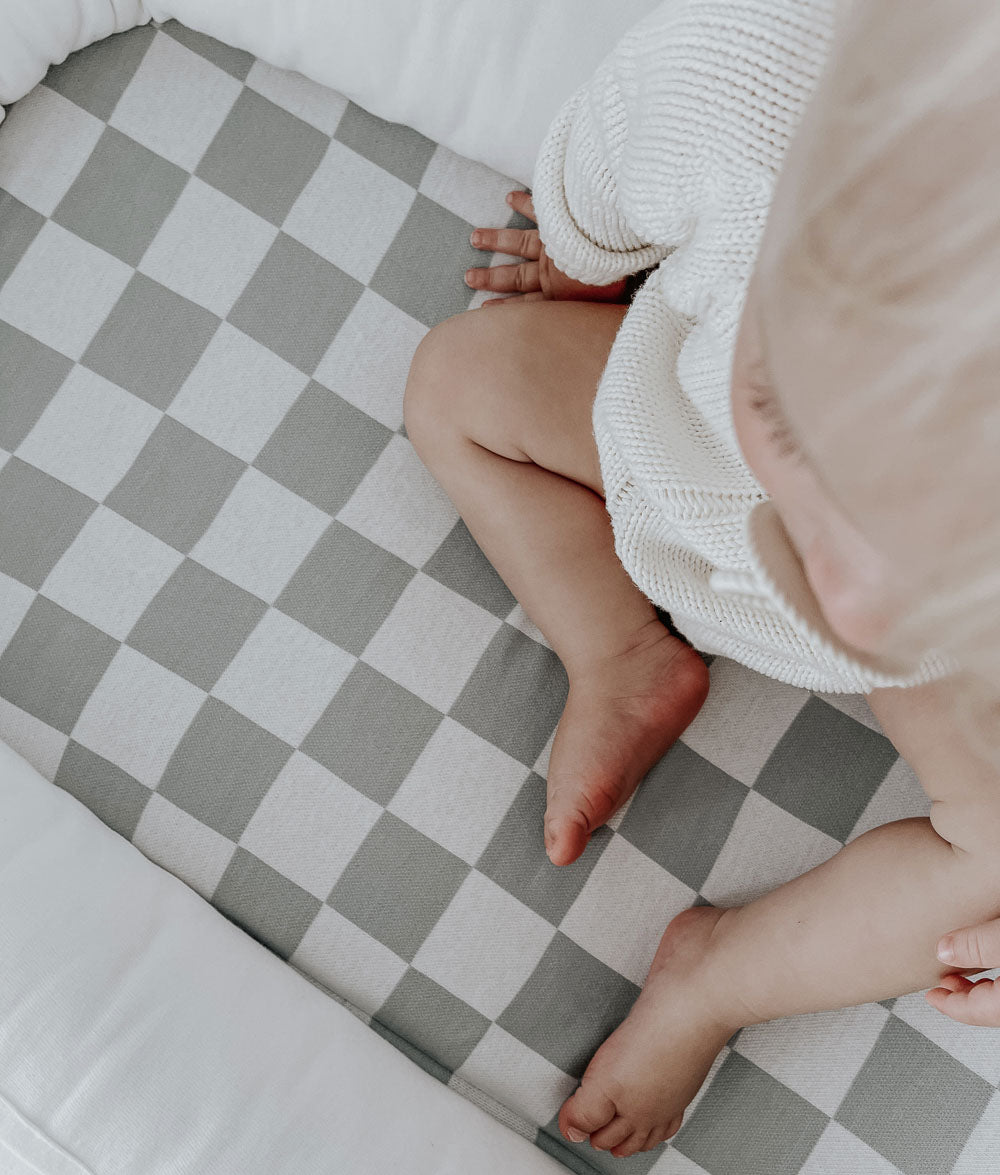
<box><xmin>559</xmin><ymin>674</ymin><xmax>1000</xmax><ymax>1157</ymax></box>
<box><xmin>403</xmin><ymin>300</ymin><xmax>708</xmax><ymax>865</ymax></box>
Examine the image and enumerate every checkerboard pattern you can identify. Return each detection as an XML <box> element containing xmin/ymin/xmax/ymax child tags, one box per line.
<box><xmin>2</xmin><ymin>23</ymin><xmax>999</xmax><ymax>1175</ymax></box>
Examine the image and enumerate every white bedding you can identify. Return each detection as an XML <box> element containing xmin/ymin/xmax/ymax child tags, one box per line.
<box><xmin>0</xmin><ymin>0</ymin><xmax>661</xmax><ymax>184</ymax></box>
<box><xmin>0</xmin><ymin>738</ymin><xmax>566</xmax><ymax>1174</ymax></box>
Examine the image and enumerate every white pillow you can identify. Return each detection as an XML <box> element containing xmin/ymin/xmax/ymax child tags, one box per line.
<box><xmin>0</xmin><ymin>0</ymin><xmax>661</xmax><ymax>183</ymax></box>
<box><xmin>0</xmin><ymin>738</ymin><xmax>566</xmax><ymax>1175</ymax></box>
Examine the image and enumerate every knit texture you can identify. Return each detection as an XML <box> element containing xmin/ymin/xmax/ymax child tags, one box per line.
<box><xmin>531</xmin><ymin>0</ymin><xmax>957</xmax><ymax>693</ymax></box>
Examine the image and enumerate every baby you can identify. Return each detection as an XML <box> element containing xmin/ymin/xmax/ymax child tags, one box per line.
<box><xmin>405</xmin><ymin>0</ymin><xmax>1000</xmax><ymax>1160</ymax></box>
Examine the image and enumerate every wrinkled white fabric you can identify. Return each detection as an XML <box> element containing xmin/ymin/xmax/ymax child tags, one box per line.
<box><xmin>0</xmin><ymin>0</ymin><xmax>660</xmax><ymax>182</ymax></box>
<box><xmin>531</xmin><ymin>0</ymin><xmax>957</xmax><ymax>693</ymax></box>
<box><xmin>0</xmin><ymin>739</ymin><xmax>565</xmax><ymax>1175</ymax></box>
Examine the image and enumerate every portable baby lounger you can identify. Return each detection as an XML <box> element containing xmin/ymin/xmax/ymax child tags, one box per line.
<box><xmin>2</xmin><ymin>4</ymin><xmax>999</xmax><ymax>1173</ymax></box>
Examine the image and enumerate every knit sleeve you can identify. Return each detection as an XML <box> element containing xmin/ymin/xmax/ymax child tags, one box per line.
<box><xmin>530</xmin><ymin>53</ymin><xmax>675</xmax><ymax>287</ymax></box>
<box><xmin>530</xmin><ymin>0</ymin><xmax>835</xmax><ymax>288</ymax></box>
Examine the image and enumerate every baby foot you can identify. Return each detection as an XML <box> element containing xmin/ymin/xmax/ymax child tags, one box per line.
<box><xmin>544</xmin><ymin>624</ymin><xmax>709</xmax><ymax>866</ymax></box>
<box><xmin>559</xmin><ymin>905</ymin><xmax>735</xmax><ymax>1158</ymax></box>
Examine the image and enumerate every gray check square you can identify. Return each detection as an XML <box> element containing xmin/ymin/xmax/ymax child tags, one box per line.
<box><xmin>228</xmin><ymin>233</ymin><xmax>363</xmax><ymax>374</ymax></box>
<box><xmin>755</xmin><ymin>697</ymin><xmax>898</xmax><ymax>842</ymax></box>
<box><xmin>300</xmin><ymin>661</ymin><xmax>442</xmax><ymax>806</ymax></box>
<box><xmin>275</xmin><ymin>521</ymin><xmax>414</xmax><ymax>655</ymax></box>
<box><xmin>157</xmin><ymin>697</ymin><xmax>293</xmax><ymax>840</ymax></box>
<box><xmin>0</xmin><ymin>459</ymin><xmax>95</xmax><ymax>589</ymax></box>
<box><xmin>497</xmin><ymin>932</ymin><xmax>639</xmax><ymax>1079</ymax></box>
<box><xmin>106</xmin><ymin>416</ymin><xmax>245</xmax><ymax>551</ymax></box>
<box><xmin>254</xmin><ymin>381</ymin><xmax>391</xmax><ymax>513</ymax></box>
<box><xmin>83</xmin><ymin>273</ymin><xmax>219</xmax><ymax>408</ymax></box>
<box><xmin>618</xmin><ymin>740</ymin><xmax>749</xmax><ymax>892</ymax></box>
<box><xmin>212</xmin><ymin>846</ymin><xmax>322</xmax><ymax>960</ymax></box>
<box><xmin>334</xmin><ymin>102</ymin><xmax>436</xmax><ymax>188</ymax></box>
<box><xmin>370</xmin><ymin>193</ymin><xmax>479</xmax><ymax>327</ymax></box>
<box><xmin>450</xmin><ymin>625</ymin><xmax>565</xmax><ymax>768</ymax></box>
<box><xmin>159</xmin><ymin>20</ymin><xmax>254</xmax><ymax>80</ymax></box>
<box><xmin>0</xmin><ymin>322</ymin><xmax>72</xmax><ymax>452</ymax></box>
<box><xmin>0</xmin><ymin>191</ymin><xmax>45</xmax><ymax>290</ymax></box>
<box><xmin>675</xmin><ymin>1051</ymin><xmax>828</xmax><ymax>1175</ymax></box>
<box><xmin>43</xmin><ymin>25</ymin><xmax>156</xmax><ymax>121</ymax></box>
<box><xmin>423</xmin><ymin>519</ymin><xmax>517</xmax><ymax>619</ymax></box>
<box><xmin>476</xmin><ymin>773</ymin><xmax>612</xmax><ymax>926</ymax></box>
<box><xmin>835</xmin><ymin>1015</ymin><xmax>993</xmax><ymax>1175</ymax></box>
<box><xmin>368</xmin><ymin>1020</ymin><xmax>449</xmax><ymax>1085</ymax></box>
<box><xmin>196</xmin><ymin>88</ymin><xmax>327</xmax><ymax>224</ymax></box>
<box><xmin>327</xmin><ymin>811</ymin><xmax>469</xmax><ymax>961</ymax></box>
<box><xmin>53</xmin><ymin>126</ymin><xmax>188</xmax><ymax>266</ymax></box>
<box><xmin>54</xmin><ymin>740</ymin><xmax>150</xmax><ymax>841</ymax></box>
<box><xmin>0</xmin><ymin>596</ymin><xmax>117</xmax><ymax>734</ymax></box>
<box><xmin>374</xmin><ymin>967</ymin><xmax>490</xmax><ymax>1073</ymax></box>
<box><xmin>127</xmin><ymin>558</ymin><xmax>268</xmax><ymax>691</ymax></box>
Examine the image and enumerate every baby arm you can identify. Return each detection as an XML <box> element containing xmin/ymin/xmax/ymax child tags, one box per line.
<box><xmin>701</xmin><ymin>673</ymin><xmax>1000</xmax><ymax>1026</ymax></box>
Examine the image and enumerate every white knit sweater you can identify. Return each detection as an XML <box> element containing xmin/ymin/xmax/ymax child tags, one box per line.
<box><xmin>530</xmin><ymin>0</ymin><xmax>957</xmax><ymax>694</ymax></box>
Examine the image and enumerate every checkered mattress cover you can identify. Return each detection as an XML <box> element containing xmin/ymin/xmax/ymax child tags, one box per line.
<box><xmin>1</xmin><ymin>21</ymin><xmax>999</xmax><ymax>1175</ymax></box>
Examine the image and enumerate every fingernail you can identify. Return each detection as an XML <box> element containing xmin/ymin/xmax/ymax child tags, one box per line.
<box><xmin>506</xmin><ymin>192</ymin><xmax>514</xmax><ymax>204</ymax></box>
<box><xmin>464</xmin><ymin>270</ymin><xmax>474</xmax><ymax>285</ymax></box>
<box><xmin>566</xmin><ymin>1128</ymin><xmax>587</xmax><ymax>1143</ymax></box>
<box><xmin>470</xmin><ymin>231</ymin><xmax>482</xmax><ymax>246</ymax></box>
<box><xmin>937</xmin><ymin>936</ymin><xmax>955</xmax><ymax>964</ymax></box>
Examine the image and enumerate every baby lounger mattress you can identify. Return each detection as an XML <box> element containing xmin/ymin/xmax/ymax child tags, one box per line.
<box><xmin>2</xmin><ymin>19</ymin><xmax>1000</xmax><ymax>1175</ymax></box>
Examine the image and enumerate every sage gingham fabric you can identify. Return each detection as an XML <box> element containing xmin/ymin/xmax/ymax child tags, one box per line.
<box><xmin>1</xmin><ymin>22</ymin><xmax>999</xmax><ymax>1175</ymax></box>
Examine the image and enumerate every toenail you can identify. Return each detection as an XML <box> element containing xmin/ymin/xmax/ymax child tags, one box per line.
<box><xmin>566</xmin><ymin>1128</ymin><xmax>588</xmax><ymax>1143</ymax></box>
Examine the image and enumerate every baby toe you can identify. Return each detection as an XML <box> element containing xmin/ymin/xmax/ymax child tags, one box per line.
<box><xmin>559</xmin><ymin>1082</ymin><xmax>617</xmax><ymax>1142</ymax></box>
<box><xmin>646</xmin><ymin>1117</ymin><xmax>682</xmax><ymax>1149</ymax></box>
<box><xmin>611</xmin><ymin>1130</ymin><xmax>649</xmax><ymax>1158</ymax></box>
<box><xmin>544</xmin><ymin>811</ymin><xmax>589</xmax><ymax>866</ymax></box>
<box><xmin>588</xmin><ymin>1115</ymin><xmax>633</xmax><ymax>1151</ymax></box>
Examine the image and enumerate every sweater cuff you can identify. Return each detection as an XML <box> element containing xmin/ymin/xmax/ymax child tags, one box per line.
<box><xmin>531</xmin><ymin>84</ymin><xmax>670</xmax><ymax>286</ymax></box>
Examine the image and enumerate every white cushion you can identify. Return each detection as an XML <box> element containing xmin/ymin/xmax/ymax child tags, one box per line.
<box><xmin>0</xmin><ymin>739</ymin><xmax>565</xmax><ymax>1175</ymax></box>
<box><xmin>0</xmin><ymin>0</ymin><xmax>661</xmax><ymax>183</ymax></box>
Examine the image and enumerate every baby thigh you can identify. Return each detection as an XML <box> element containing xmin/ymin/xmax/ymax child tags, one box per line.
<box><xmin>403</xmin><ymin>299</ymin><xmax>628</xmax><ymax>495</ymax></box>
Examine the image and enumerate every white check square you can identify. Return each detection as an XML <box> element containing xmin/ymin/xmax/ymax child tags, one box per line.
<box><xmin>42</xmin><ymin>506</ymin><xmax>183</xmax><ymax>640</ymax></box>
<box><xmin>72</xmin><ymin>645</ymin><xmax>205</xmax><ymax>788</ymax></box>
<box><xmin>0</xmin><ymin>695</ymin><xmax>67</xmax><ymax>783</ymax></box>
<box><xmin>284</xmin><ymin>139</ymin><xmax>415</xmax><ymax>284</ymax></box>
<box><xmin>16</xmin><ymin>366</ymin><xmax>160</xmax><ymax>501</ymax></box>
<box><xmin>0</xmin><ymin>86</ymin><xmax>103</xmax><ymax>215</ymax></box>
<box><xmin>362</xmin><ymin>572</ymin><xmax>500</xmax><ymax>712</ymax></box>
<box><xmin>0</xmin><ymin>221</ymin><xmax>132</xmax><ymax>360</ymax></box>
<box><xmin>245</xmin><ymin>60</ymin><xmax>348</xmax><ymax>135</ymax></box>
<box><xmin>109</xmin><ymin>32</ymin><xmax>241</xmax><ymax>171</ymax></box>
<box><xmin>238</xmin><ymin>751</ymin><xmax>381</xmax><ymax>898</ymax></box>
<box><xmin>387</xmin><ymin>717</ymin><xmax>524</xmax><ymax>865</ymax></box>
<box><xmin>561</xmin><ymin>835</ymin><xmax>697</xmax><ymax>986</ymax></box>
<box><xmin>735</xmin><ymin>1003</ymin><xmax>890</xmax><ymax>1115</ymax></box>
<box><xmin>190</xmin><ymin>467</ymin><xmax>330</xmax><ymax>602</ymax></box>
<box><xmin>314</xmin><ymin>289</ymin><xmax>426</xmax><ymax>431</ymax></box>
<box><xmin>457</xmin><ymin>1023</ymin><xmax>576</xmax><ymax>1128</ymax></box>
<box><xmin>701</xmin><ymin>790</ymin><xmax>841</xmax><ymax>907</ymax></box>
<box><xmin>413</xmin><ymin>870</ymin><xmax>554</xmax><ymax>1019</ymax></box>
<box><xmin>167</xmin><ymin>322</ymin><xmax>307</xmax><ymax>461</ymax></box>
<box><xmin>212</xmin><ymin>609</ymin><xmax>353</xmax><ymax>746</ymax></box>
<box><xmin>293</xmin><ymin>905</ymin><xmax>408</xmax><ymax>1016</ymax></box>
<box><xmin>133</xmin><ymin>792</ymin><xmax>236</xmax><ymax>901</ymax></box>
<box><xmin>336</xmin><ymin>435</ymin><xmax>461</xmax><ymax>568</ymax></box>
<box><xmin>0</xmin><ymin>572</ymin><xmax>35</xmax><ymax>659</ymax></box>
<box><xmin>139</xmin><ymin>177</ymin><xmax>278</xmax><ymax>316</ymax></box>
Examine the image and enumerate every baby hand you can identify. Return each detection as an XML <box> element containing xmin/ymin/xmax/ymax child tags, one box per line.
<box><xmin>466</xmin><ymin>190</ymin><xmax>628</xmax><ymax>307</ymax></box>
<box><xmin>925</xmin><ymin>919</ymin><xmax>1000</xmax><ymax>1025</ymax></box>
